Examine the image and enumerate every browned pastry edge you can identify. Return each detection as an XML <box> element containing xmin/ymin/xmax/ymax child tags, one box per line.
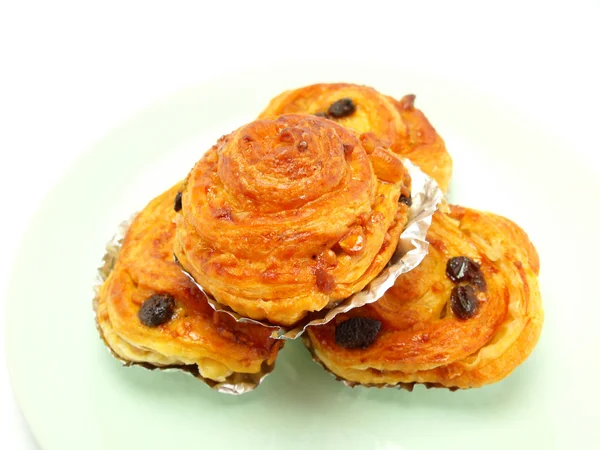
<box><xmin>258</xmin><ymin>83</ymin><xmax>452</xmax><ymax>192</ymax></box>
<box><xmin>302</xmin><ymin>205</ymin><xmax>543</xmax><ymax>389</ymax></box>
<box><xmin>301</xmin><ymin>334</ymin><xmax>459</xmax><ymax>392</ymax></box>
<box><xmin>93</xmin><ymin>290</ymin><xmax>275</xmax><ymax>390</ymax></box>
<box><xmin>92</xmin><ymin>205</ymin><xmax>281</xmax><ymax>392</ymax></box>
<box><xmin>174</xmin><ymin>114</ymin><xmax>410</xmax><ymax>326</ymax></box>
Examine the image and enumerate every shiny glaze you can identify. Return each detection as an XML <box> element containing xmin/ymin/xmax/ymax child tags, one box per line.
<box><xmin>174</xmin><ymin>114</ymin><xmax>411</xmax><ymax>326</ymax></box>
<box><xmin>259</xmin><ymin>83</ymin><xmax>453</xmax><ymax>192</ymax></box>
<box><xmin>97</xmin><ymin>185</ymin><xmax>282</xmax><ymax>375</ymax></box>
<box><xmin>307</xmin><ymin>205</ymin><xmax>543</xmax><ymax>388</ymax></box>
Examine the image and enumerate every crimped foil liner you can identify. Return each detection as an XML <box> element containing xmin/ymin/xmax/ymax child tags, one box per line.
<box><xmin>301</xmin><ymin>334</ymin><xmax>459</xmax><ymax>392</ymax></box>
<box><xmin>179</xmin><ymin>159</ymin><xmax>444</xmax><ymax>340</ymax></box>
<box><xmin>92</xmin><ymin>220</ymin><xmax>278</xmax><ymax>395</ymax></box>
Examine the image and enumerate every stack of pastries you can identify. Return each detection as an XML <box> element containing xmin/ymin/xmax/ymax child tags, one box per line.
<box><xmin>95</xmin><ymin>82</ymin><xmax>542</xmax><ymax>392</ymax></box>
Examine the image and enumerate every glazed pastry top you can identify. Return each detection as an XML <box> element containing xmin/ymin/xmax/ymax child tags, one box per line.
<box><xmin>97</xmin><ymin>185</ymin><xmax>282</xmax><ymax>380</ymax></box>
<box><xmin>175</xmin><ymin>114</ymin><xmax>411</xmax><ymax>326</ymax></box>
<box><xmin>260</xmin><ymin>83</ymin><xmax>452</xmax><ymax>192</ymax></box>
<box><xmin>306</xmin><ymin>205</ymin><xmax>543</xmax><ymax>388</ymax></box>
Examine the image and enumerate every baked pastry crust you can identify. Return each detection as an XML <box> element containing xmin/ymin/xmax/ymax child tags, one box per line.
<box><xmin>259</xmin><ymin>83</ymin><xmax>452</xmax><ymax>192</ymax></box>
<box><xmin>174</xmin><ymin>114</ymin><xmax>411</xmax><ymax>326</ymax></box>
<box><xmin>305</xmin><ymin>205</ymin><xmax>543</xmax><ymax>389</ymax></box>
<box><xmin>95</xmin><ymin>185</ymin><xmax>282</xmax><ymax>381</ymax></box>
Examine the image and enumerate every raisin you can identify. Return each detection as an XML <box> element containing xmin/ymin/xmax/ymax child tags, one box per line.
<box><xmin>327</xmin><ymin>98</ymin><xmax>356</xmax><ymax>118</ymax></box>
<box><xmin>399</xmin><ymin>195</ymin><xmax>412</xmax><ymax>207</ymax></box>
<box><xmin>174</xmin><ymin>191</ymin><xmax>182</xmax><ymax>212</ymax></box>
<box><xmin>138</xmin><ymin>294</ymin><xmax>175</xmax><ymax>327</ymax></box>
<box><xmin>446</xmin><ymin>256</ymin><xmax>486</xmax><ymax>291</ymax></box>
<box><xmin>400</xmin><ymin>94</ymin><xmax>416</xmax><ymax>110</ymax></box>
<box><xmin>335</xmin><ymin>317</ymin><xmax>381</xmax><ymax>349</ymax></box>
<box><xmin>314</xmin><ymin>111</ymin><xmax>329</xmax><ymax>118</ymax></box>
<box><xmin>450</xmin><ymin>286</ymin><xmax>479</xmax><ymax>320</ymax></box>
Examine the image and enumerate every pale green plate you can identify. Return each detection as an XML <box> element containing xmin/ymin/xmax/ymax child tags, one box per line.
<box><xmin>6</xmin><ymin>66</ymin><xmax>598</xmax><ymax>449</ymax></box>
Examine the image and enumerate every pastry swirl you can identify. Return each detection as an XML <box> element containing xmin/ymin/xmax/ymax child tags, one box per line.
<box><xmin>259</xmin><ymin>83</ymin><xmax>452</xmax><ymax>192</ymax></box>
<box><xmin>174</xmin><ymin>114</ymin><xmax>411</xmax><ymax>326</ymax></box>
<box><xmin>305</xmin><ymin>205</ymin><xmax>543</xmax><ymax>389</ymax></box>
<box><xmin>95</xmin><ymin>185</ymin><xmax>282</xmax><ymax>382</ymax></box>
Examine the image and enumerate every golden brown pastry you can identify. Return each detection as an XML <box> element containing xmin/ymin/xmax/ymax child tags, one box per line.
<box><xmin>174</xmin><ymin>114</ymin><xmax>411</xmax><ymax>326</ymax></box>
<box><xmin>95</xmin><ymin>184</ymin><xmax>282</xmax><ymax>383</ymax></box>
<box><xmin>259</xmin><ymin>83</ymin><xmax>452</xmax><ymax>192</ymax></box>
<box><xmin>304</xmin><ymin>205</ymin><xmax>543</xmax><ymax>389</ymax></box>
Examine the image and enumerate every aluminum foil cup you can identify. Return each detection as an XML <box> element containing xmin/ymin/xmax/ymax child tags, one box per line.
<box><xmin>93</xmin><ymin>219</ymin><xmax>278</xmax><ymax>395</ymax></box>
<box><xmin>180</xmin><ymin>159</ymin><xmax>444</xmax><ymax>340</ymax></box>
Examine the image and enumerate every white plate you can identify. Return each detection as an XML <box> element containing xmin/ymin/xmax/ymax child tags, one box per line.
<box><xmin>6</xmin><ymin>66</ymin><xmax>598</xmax><ymax>449</ymax></box>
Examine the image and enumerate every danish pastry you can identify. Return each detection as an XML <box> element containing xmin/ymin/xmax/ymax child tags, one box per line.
<box><xmin>304</xmin><ymin>205</ymin><xmax>543</xmax><ymax>389</ymax></box>
<box><xmin>174</xmin><ymin>114</ymin><xmax>411</xmax><ymax>326</ymax></box>
<box><xmin>95</xmin><ymin>185</ymin><xmax>282</xmax><ymax>382</ymax></box>
<box><xmin>259</xmin><ymin>83</ymin><xmax>452</xmax><ymax>192</ymax></box>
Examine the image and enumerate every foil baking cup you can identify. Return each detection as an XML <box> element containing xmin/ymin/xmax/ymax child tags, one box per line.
<box><xmin>93</xmin><ymin>220</ymin><xmax>279</xmax><ymax>395</ymax></box>
<box><xmin>179</xmin><ymin>159</ymin><xmax>444</xmax><ymax>340</ymax></box>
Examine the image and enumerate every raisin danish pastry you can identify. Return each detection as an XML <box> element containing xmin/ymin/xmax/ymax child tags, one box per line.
<box><xmin>95</xmin><ymin>185</ymin><xmax>282</xmax><ymax>383</ymax></box>
<box><xmin>174</xmin><ymin>114</ymin><xmax>411</xmax><ymax>326</ymax></box>
<box><xmin>259</xmin><ymin>83</ymin><xmax>452</xmax><ymax>193</ymax></box>
<box><xmin>304</xmin><ymin>205</ymin><xmax>543</xmax><ymax>389</ymax></box>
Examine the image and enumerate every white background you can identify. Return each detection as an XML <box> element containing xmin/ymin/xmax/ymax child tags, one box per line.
<box><xmin>1</xmin><ymin>1</ymin><xmax>599</xmax><ymax>448</ymax></box>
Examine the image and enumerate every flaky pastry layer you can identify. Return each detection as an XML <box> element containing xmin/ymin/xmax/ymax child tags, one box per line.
<box><xmin>306</xmin><ymin>205</ymin><xmax>543</xmax><ymax>389</ymax></box>
<box><xmin>259</xmin><ymin>83</ymin><xmax>452</xmax><ymax>192</ymax></box>
<box><xmin>174</xmin><ymin>114</ymin><xmax>411</xmax><ymax>326</ymax></box>
<box><xmin>96</xmin><ymin>185</ymin><xmax>282</xmax><ymax>381</ymax></box>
